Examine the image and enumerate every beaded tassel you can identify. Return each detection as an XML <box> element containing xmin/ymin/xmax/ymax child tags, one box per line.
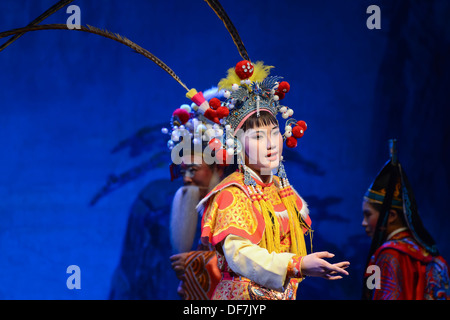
<box><xmin>277</xmin><ymin>162</ymin><xmax>311</xmax><ymax>256</ymax></box>
<box><xmin>243</xmin><ymin>165</ymin><xmax>280</xmax><ymax>253</ymax></box>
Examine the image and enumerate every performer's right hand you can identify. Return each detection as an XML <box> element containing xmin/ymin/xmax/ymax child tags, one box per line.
<box><xmin>301</xmin><ymin>251</ymin><xmax>350</xmax><ymax>280</ymax></box>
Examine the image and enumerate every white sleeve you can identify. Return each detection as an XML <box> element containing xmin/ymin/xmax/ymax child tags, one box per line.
<box><xmin>222</xmin><ymin>234</ymin><xmax>295</xmax><ymax>292</ymax></box>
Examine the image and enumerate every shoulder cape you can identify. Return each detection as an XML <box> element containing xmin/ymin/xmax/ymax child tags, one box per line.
<box><xmin>198</xmin><ymin>171</ymin><xmax>310</xmax><ymax>246</ymax></box>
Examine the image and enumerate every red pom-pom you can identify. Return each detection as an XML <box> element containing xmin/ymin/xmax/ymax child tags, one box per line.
<box><xmin>216</xmin><ymin>106</ymin><xmax>229</xmax><ymax>119</ymax></box>
<box><xmin>278</xmin><ymin>81</ymin><xmax>290</xmax><ymax>93</ymax></box>
<box><xmin>296</xmin><ymin>120</ymin><xmax>307</xmax><ymax>131</ymax></box>
<box><xmin>235</xmin><ymin>60</ymin><xmax>254</xmax><ymax>80</ymax></box>
<box><xmin>215</xmin><ymin>149</ymin><xmax>231</xmax><ymax>165</ymax></box>
<box><xmin>204</xmin><ymin>108</ymin><xmax>220</xmax><ymax>124</ymax></box>
<box><xmin>208</xmin><ymin>138</ymin><xmax>222</xmax><ymax>151</ymax></box>
<box><xmin>286</xmin><ymin>136</ymin><xmax>298</xmax><ymax>148</ymax></box>
<box><xmin>275</xmin><ymin>91</ymin><xmax>285</xmax><ymax>100</ymax></box>
<box><xmin>209</xmin><ymin>98</ymin><xmax>221</xmax><ymax>110</ymax></box>
<box><xmin>292</xmin><ymin>126</ymin><xmax>304</xmax><ymax>139</ymax></box>
<box><xmin>172</xmin><ymin>108</ymin><xmax>190</xmax><ymax>125</ymax></box>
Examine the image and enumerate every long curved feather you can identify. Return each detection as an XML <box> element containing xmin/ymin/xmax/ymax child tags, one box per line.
<box><xmin>204</xmin><ymin>0</ymin><xmax>250</xmax><ymax>61</ymax></box>
<box><xmin>0</xmin><ymin>0</ymin><xmax>75</xmax><ymax>52</ymax></box>
<box><xmin>0</xmin><ymin>24</ymin><xmax>189</xmax><ymax>91</ymax></box>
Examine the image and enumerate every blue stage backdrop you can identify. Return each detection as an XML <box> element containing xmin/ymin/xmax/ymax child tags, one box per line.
<box><xmin>0</xmin><ymin>0</ymin><xmax>449</xmax><ymax>299</ymax></box>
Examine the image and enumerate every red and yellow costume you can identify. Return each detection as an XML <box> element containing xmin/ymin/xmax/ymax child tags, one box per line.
<box><xmin>199</xmin><ymin>169</ymin><xmax>312</xmax><ymax>300</ymax></box>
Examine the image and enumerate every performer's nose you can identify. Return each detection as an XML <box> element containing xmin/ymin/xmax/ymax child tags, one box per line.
<box><xmin>361</xmin><ymin>218</ymin><xmax>367</xmax><ymax>227</ymax></box>
<box><xmin>183</xmin><ymin>175</ymin><xmax>193</xmax><ymax>185</ymax></box>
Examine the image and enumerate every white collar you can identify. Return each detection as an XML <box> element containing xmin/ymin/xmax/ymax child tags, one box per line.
<box><xmin>386</xmin><ymin>227</ymin><xmax>408</xmax><ymax>241</ymax></box>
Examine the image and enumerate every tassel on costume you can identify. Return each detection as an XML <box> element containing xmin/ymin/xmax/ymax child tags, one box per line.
<box><xmin>277</xmin><ymin>162</ymin><xmax>312</xmax><ymax>256</ymax></box>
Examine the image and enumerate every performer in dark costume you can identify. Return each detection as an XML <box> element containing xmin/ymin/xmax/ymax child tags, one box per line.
<box><xmin>362</xmin><ymin>139</ymin><xmax>450</xmax><ymax>300</ymax></box>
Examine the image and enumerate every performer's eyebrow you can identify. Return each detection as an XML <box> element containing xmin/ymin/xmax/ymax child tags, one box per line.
<box><xmin>247</xmin><ymin>129</ymin><xmax>264</xmax><ymax>135</ymax></box>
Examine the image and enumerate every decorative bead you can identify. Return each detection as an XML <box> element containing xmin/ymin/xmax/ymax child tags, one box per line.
<box><xmin>180</xmin><ymin>104</ymin><xmax>191</xmax><ymax>113</ymax></box>
<box><xmin>208</xmin><ymin>138</ymin><xmax>222</xmax><ymax>151</ymax></box>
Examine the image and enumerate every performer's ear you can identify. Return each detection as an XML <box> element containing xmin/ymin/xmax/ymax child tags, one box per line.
<box><xmin>387</xmin><ymin>209</ymin><xmax>399</xmax><ymax>225</ymax></box>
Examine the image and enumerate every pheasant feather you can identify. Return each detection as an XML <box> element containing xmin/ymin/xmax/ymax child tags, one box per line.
<box><xmin>0</xmin><ymin>0</ymin><xmax>75</xmax><ymax>52</ymax></box>
<box><xmin>204</xmin><ymin>0</ymin><xmax>250</xmax><ymax>61</ymax></box>
<box><xmin>0</xmin><ymin>24</ymin><xmax>189</xmax><ymax>91</ymax></box>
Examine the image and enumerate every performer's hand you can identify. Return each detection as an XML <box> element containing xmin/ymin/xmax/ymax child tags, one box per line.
<box><xmin>170</xmin><ymin>252</ymin><xmax>189</xmax><ymax>280</ymax></box>
<box><xmin>301</xmin><ymin>251</ymin><xmax>350</xmax><ymax>280</ymax></box>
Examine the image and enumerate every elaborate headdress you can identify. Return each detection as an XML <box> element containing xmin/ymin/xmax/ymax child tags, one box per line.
<box><xmin>365</xmin><ymin>139</ymin><xmax>438</xmax><ymax>259</ymax></box>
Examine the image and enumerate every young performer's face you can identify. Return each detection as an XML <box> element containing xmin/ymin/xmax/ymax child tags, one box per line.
<box><xmin>361</xmin><ymin>200</ymin><xmax>380</xmax><ymax>238</ymax></box>
<box><xmin>241</xmin><ymin>123</ymin><xmax>283</xmax><ymax>176</ymax></box>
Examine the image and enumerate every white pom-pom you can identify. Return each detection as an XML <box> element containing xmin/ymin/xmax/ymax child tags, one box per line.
<box><xmin>180</xmin><ymin>104</ymin><xmax>191</xmax><ymax>113</ymax></box>
<box><xmin>205</xmin><ymin>128</ymin><xmax>215</xmax><ymax>138</ymax></box>
<box><xmin>282</xmin><ymin>112</ymin><xmax>289</xmax><ymax>119</ymax></box>
<box><xmin>161</xmin><ymin>127</ymin><xmax>169</xmax><ymax>134</ymax></box>
<box><xmin>274</xmin><ymin>95</ymin><xmax>280</xmax><ymax>101</ymax></box>
<box><xmin>224</xmin><ymin>90</ymin><xmax>231</xmax><ymax>99</ymax></box>
<box><xmin>280</xmin><ymin>106</ymin><xmax>287</xmax><ymax>113</ymax></box>
<box><xmin>287</xmin><ymin>109</ymin><xmax>294</xmax><ymax>117</ymax></box>
<box><xmin>225</xmin><ymin>124</ymin><xmax>232</xmax><ymax>131</ymax></box>
<box><xmin>232</xmin><ymin>83</ymin><xmax>239</xmax><ymax>91</ymax></box>
<box><xmin>226</xmin><ymin>138</ymin><xmax>234</xmax><ymax>147</ymax></box>
<box><xmin>285</xmin><ymin>131</ymin><xmax>292</xmax><ymax>138</ymax></box>
<box><xmin>227</xmin><ymin>148</ymin><xmax>234</xmax><ymax>156</ymax></box>
<box><xmin>196</xmin><ymin>124</ymin><xmax>207</xmax><ymax>133</ymax></box>
<box><xmin>228</xmin><ymin>104</ymin><xmax>235</xmax><ymax>110</ymax></box>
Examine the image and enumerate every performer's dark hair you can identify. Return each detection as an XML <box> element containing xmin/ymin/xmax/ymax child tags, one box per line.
<box><xmin>241</xmin><ymin>111</ymin><xmax>279</xmax><ymax>132</ymax></box>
